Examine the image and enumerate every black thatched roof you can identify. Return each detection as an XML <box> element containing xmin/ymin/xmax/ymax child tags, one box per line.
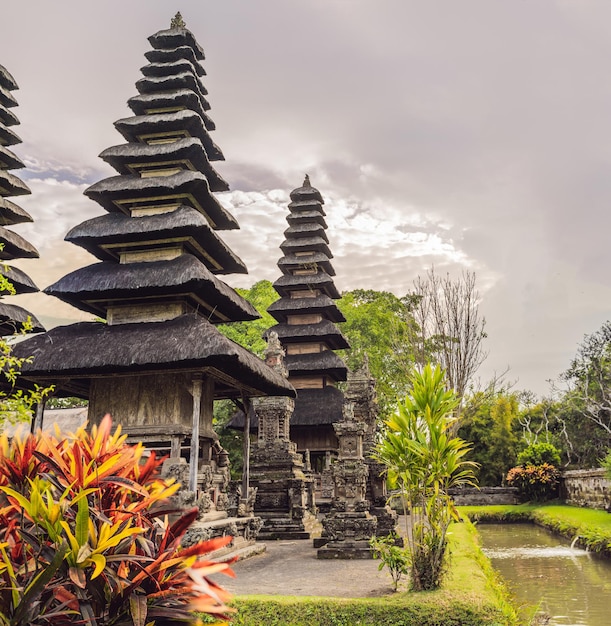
<box><xmin>273</xmin><ymin>272</ymin><xmax>340</xmax><ymax>299</ymax></box>
<box><xmin>84</xmin><ymin>170</ymin><xmax>237</xmax><ymax>229</ymax></box>
<box><xmin>267</xmin><ymin>320</ymin><xmax>349</xmax><ymax>350</ymax></box>
<box><xmin>136</xmin><ymin>72</ymin><xmax>210</xmax><ymax>108</ymax></box>
<box><xmin>0</xmin><ymin>104</ymin><xmax>18</xmax><ymax>128</ymax></box>
<box><xmin>0</xmin><ymin>124</ymin><xmax>21</xmax><ymax>148</ymax></box>
<box><xmin>0</xmin><ymin>198</ymin><xmax>33</xmax><ymax>225</ymax></box>
<box><xmin>278</xmin><ymin>252</ymin><xmax>335</xmax><ymax>276</ymax></box>
<box><xmin>141</xmin><ymin>58</ymin><xmax>204</xmax><ymax>78</ymax></box>
<box><xmin>0</xmin><ymin>145</ymin><xmax>24</xmax><ymax>170</ymax></box>
<box><xmin>0</xmin><ymin>303</ymin><xmax>44</xmax><ymax>336</ymax></box>
<box><xmin>284</xmin><ymin>222</ymin><xmax>329</xmax><ymax>241</ymax></box>
<box><xmin>0</xmin><ymin>65</ymin><xmax>18</xmax><ymax>91</ymax></box>
<box><xmin>0</xmin><ymin>85</ymin><xmax>17</xmax><ymax>109</ymax></box>
<box><xmin>65</xmin><ymin>206</ymin><xmax>247</xmax><ymax>274</ymax></box>
<box><xmin>148</xmin><ymin>27</ymin><xmax>205</xmax><ymax>60</ymax></box>
<box><xmin>287</xmin><ymin>209</ymin><xmax>327</xmax><ymax>227</ymax></box>
<box><xmin>291</xmin><ymin>386</ymin><xmax>344</xmax><ymax>425</ymax></box>
<box><xmin>288</xmin><ymin>199</ymin><xmax>326</xmax><ymax>215</ymax></box>
<box><xmin>45</xmin><ymin>253</ymin><xmax>259</xmax><ymax>322</ymax></box>
<box><xmin>230</xmin><ymin>385</ymin><xmax>344</xmax><ymax>431</ymax></box>
<box><xmin>0</xmin><ymin>171</ymin><xmax>29</xmax><ymax>196</ymax></box>
<box><xmin>0</xmin><ymin>264</ymin><xmax>39</xmax><ymax>294</ymax></box>
<box><xmin>114</xmin><ymin>109</ymin><xmax>222</xmax><ymax>161</ymax></box>
<box><xmin>127</xmin><ymin>90</ymin><xmax>215</xmax><ymax>130</ymax></box>
<box><xmin>0</xmin><ymin>226</ymin><xmax>39</xmax><ymax>259</ymax></box>
<box><xmin>144</xmin><ymin>46</ymin><xmax>206</xmax><ymax>74</ymax></box>
<box><xmin>280</xmin><ymin>236</ymin><xmax>332</xmax><ymax>257</ymax></box>
<box><xmin>285</xmin><ymin>351</ymin><xmax>348</xmax><ymax>381</ymax></box>
<box><xmin>267</xmin><ymin>295</ymin><xmax>346</xmax><ymax>323</ymax></box>
<box><xmin>13</xmin><ymin>314</ymin><xmax>296</xmax><ymax>400</ymax></box>
<box><xmin>99</xmin><ymin>137</ymin><xmax>228</xmax><ymax>191</ymax></box>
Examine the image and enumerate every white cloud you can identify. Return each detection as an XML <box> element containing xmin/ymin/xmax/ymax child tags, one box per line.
<box><xmin>2</xmin><ymin>1</ymin><xmax>611</xmax><ymax>395</ymax></box>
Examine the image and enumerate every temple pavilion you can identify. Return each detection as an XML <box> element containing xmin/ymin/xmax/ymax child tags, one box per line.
<box><xmin>13</xmin><ymin>15</ymin><xmax>295</xmax><ymax>496</ymax></box>
<box><xmin>0</xmin><ymin>63</ymin><xmax>44</xmax><ymax>336</ymax></box>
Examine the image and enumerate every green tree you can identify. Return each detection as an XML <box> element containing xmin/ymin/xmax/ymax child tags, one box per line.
<box><xmin>554</xmin><ymin>321</ymin><xmax>611</xmax><ymax>467</ymax></box>
<box><xmin>218</xmin><ymin>279</ymin><xmax>278</xmax><ymax>357</ymax></box>
<box><xmin>337</xmin><ymin>289</ymin><xmax>420</xmax><ymax>418</ymax></box>
<box><xmin>458</xmin><ymin>391</ymin><xmax>520</xmax><ymax>486</ymax></box>
<box><xmin>373</xmin><ymin>364</ymin><xmax>477</xmax><ymax>591</ymax></box>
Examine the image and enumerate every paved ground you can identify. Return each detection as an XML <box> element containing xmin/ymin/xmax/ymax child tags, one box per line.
<box><xmin>211</xmin><ymin>538</ymin><xmax>399</xmax><ymax>598</ymax></box>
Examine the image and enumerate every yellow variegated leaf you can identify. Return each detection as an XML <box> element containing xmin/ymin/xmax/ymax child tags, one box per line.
<box><xmin>89</xmin><ymin>553</ymin><xmax>106</xmax><ymax>579</ymax></box>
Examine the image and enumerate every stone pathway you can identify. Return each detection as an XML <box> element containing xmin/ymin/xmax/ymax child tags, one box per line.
<box><xmin>211</xmin><ymin>538</ymin><xmax>399</xmax><ymax>598</ymax></box>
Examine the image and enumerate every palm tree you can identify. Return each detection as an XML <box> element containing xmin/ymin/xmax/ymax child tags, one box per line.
<box><xmin>374</xmin><ymin>364</ymin><xmax>478</xmax><ymax>590</ymax></box>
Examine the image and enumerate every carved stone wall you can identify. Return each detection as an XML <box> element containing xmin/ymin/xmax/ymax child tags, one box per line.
<box><xmin>561</xmin><ymin>469</ymin><xmax>611</xmax><ymax>510</ymax></box>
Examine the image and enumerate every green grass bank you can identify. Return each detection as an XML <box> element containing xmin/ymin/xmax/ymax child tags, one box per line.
<box><xmin>460</xmin><ymin>503</ymin><xmax>611</xmax><ymax>557</ymax></box>
<box><xmin>203</xmin><ymin>520</ymin><xmax>518</xmax><ymax>626</ymax></box>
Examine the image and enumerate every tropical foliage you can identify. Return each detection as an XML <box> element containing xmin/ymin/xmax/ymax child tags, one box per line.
<box><xmin>370</xmin><ymin>534</ymin><xmax>409</xmax><ymax>592</ymax></box>
<box><xmin>0</xmin><ymin>320</ymin><xmax>53</xmax><ymax>431</ymax></box>
<box><xmin>0</xmin><ymin>415</ymin><xmax>235</xmax><ymax>625</ymax></box>
<box><xmin>505</xmin><ymin>463</ymin><xmax>560</xmax><ymax>502</ymax></box>
<box><xmin>373</xmin><ymin>364</ymin><xmax>477</xmax><ymax>591</ymax></box>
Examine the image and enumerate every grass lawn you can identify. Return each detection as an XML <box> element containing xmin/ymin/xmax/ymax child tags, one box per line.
<box><xmin>202</xmin><ymin>520</ymin><xmax>519</xmax><ymax>626</ymax></box>
<box><xmin>460</xmin><ymin>502</ymin><xmax>611</xmax><ymax>556</ymax></box>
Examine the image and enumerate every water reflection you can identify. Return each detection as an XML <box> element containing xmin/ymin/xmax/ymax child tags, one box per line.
<box><xmin>477</xmin><ymin>523</ymin><xmax>611</xmax><ymax>626</ymax></box>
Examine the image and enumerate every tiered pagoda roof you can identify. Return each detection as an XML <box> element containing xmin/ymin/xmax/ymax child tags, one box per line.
<box><xmin>267</xmin><ymin>176</ymin><xmax>349</xmax><ymax>426</ymax></box>
<box><xmin>15</xmin><ymin>15</ymin><xmax>293</xmax><ymax>401</ymax></box>
<box><xmin>0</xmin><ymin>63</ymin><xmax>44</xmax><ymax>336</ymax></box>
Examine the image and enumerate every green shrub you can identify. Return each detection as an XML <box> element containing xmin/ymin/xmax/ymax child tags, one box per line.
<box><xmin>370</xmin><ymin>534</ymin><xmax>409</xmax><ymax>591</ymax></box>
<box><xmin>517</xmin><ymin>442</ymin><xmax>561</xmax><ymax>468</ymax></box>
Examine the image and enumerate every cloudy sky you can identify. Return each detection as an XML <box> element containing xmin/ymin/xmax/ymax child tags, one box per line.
<box><xmin>2</xmin><ymin>0</ymin><xmax>611</xmax><ymax>396</ymax></box>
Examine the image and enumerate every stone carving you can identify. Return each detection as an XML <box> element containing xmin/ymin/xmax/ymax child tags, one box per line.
<box><xmin>317</xmin><ymin>400</ymin><xmax>377</xmax><ymax>559</ymax></box>
<box><xmin>249</xmin><ymin>332</ymin><xmax>317</xmax><ymax>539</ymax></box>
<box><xmin>344</xmin><ymin>360</ymin><xmax>399</xmax><ymax>538</ymax></box>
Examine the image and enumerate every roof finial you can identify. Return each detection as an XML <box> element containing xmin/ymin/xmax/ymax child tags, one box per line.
<box><xmin>171</xmin><ymin>12</ymin><xmax>186</xmax><ymax>29</ymax></box>
<box><xmin>303</xmin><ymin>174</ymin><xmax>311</xmax><ymax>188</ymax></box>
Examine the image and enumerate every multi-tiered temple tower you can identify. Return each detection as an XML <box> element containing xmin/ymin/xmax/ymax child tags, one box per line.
<box><xmin>0</xmin><ymin>64</ymin><xmax>44</xmax><ymax>336</ymax></box>
<box><xmin>14</xmin><ymin>16</ymin><xmax>294</xmax><ymax>523</ymax></box>
<box><xmin>266</xmin><ymin>176</ymin><xmax>350</xmax><ymax>495</ymax></box>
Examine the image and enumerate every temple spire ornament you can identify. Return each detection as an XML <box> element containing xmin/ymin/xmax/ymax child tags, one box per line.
<box><xmin>171</xmin><ymin>12</ymin><xmax>186</xmax><ymax>29</ymax></box>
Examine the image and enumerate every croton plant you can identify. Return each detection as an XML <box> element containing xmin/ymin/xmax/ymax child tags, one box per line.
<box><xmin>0</xmin><ymin>415</ymin><xmax>235</xmax><ymax>625</ymax></box>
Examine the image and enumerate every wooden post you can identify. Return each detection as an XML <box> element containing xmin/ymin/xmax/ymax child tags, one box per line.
<box><xmin>32</xmin><ymin>401</ymin><xmax>45</xmax><ymax>433</ymax></box>
<box><xmin>241</xmin><ymin>393</ymin><xmax>251</xmax><ymax>503</ymax></box>
<box><xmin>189</xmin><ymin>375</ymin><xmax>204</xmax><ymax>492</ymax></box>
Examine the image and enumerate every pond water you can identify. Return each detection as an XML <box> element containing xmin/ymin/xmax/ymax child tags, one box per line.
<box><xmin>477</xmin><ymin>523</ymin><xmax>611</xmax><ymax>626</ymax></box>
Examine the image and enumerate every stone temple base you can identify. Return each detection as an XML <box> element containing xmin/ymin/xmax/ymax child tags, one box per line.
<box><xmin>317</xmin><ymin>539</ymin><xmax>375</xmax><ymax>559</ymax></box>
<box><xmin>182</xmin><ymin>514</ymin><xmax>263</xmax><ymax>558</ymax></box>
<box><xmin>316</xmin><ymin>510</ymin><xmax>377</xmax><ymax>559</ymax></box>
<box><xmin>257</xmin><ymin>510</ymin><xmax>319</xmax><ymax>540</ymax></box>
